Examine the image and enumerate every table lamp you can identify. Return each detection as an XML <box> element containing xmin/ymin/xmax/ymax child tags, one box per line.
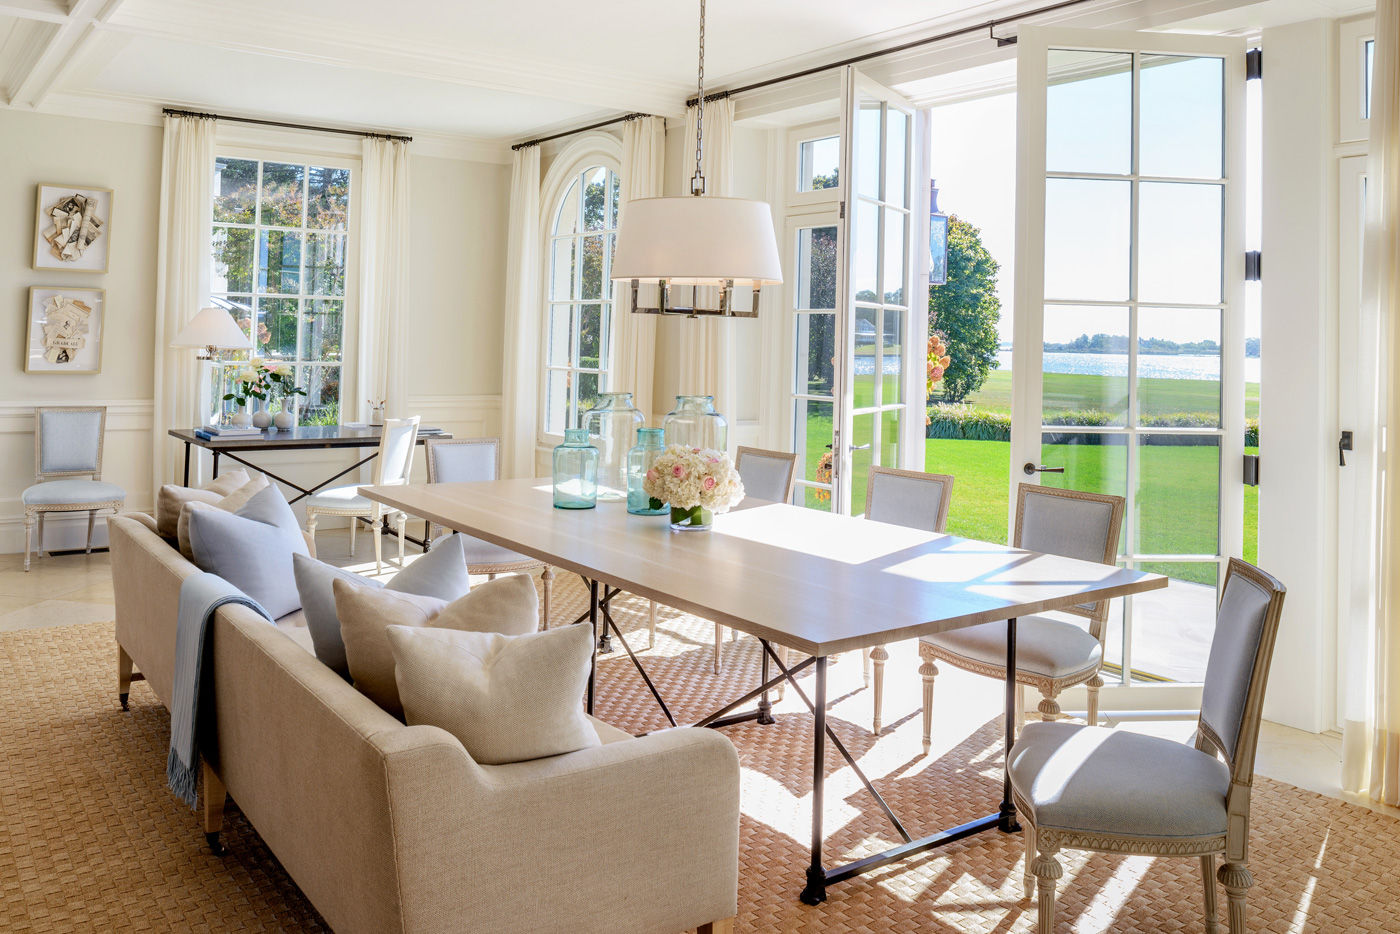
<box><xmin>171</xmin><ymin>306</ymin><xmax>252</xmax><ymax>358</ymax></box>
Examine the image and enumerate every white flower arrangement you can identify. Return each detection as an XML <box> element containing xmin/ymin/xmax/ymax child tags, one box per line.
<box><xmin>642</xmin><ymin>445</ymin><xmax>746</xmax><ymax>513</ymax></box>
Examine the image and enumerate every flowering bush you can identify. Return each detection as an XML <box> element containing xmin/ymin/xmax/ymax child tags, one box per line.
<box><xmin>642</xmin><ymin>445</ymin><xmax>745</xmax><ymax>513</ymax></box>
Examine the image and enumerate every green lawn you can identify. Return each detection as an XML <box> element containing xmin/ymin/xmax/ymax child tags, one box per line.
<box><xmin>953</xmin><ymin>369</ymin><xmax>1260</xmax><ymax>420</ymax></box>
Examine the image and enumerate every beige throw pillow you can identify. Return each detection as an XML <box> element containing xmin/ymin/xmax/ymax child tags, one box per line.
<box><xmin>333</xmin><ymin>574</ymin><xmax>539</xmax><ymax>718</ymax></box>
<box><xmin>388</xmin><ymin>622</ymin><xmax>598</xmax><ymax>765</ymax></box>
<box><xmin>155</xmin><ymin>470</ymin><xmax>251</xmax><ymax>538</ymax></box>
<box><xmin>176</xmin><ymin>473</ymin><xmax>270</xmax><ymax>559</ymax></box>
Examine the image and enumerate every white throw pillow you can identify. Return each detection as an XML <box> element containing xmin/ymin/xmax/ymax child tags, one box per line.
<box><xmin>388</xmin><ymin>622</ymin><xmax>599</xmax><ymax>765</ymax></box>
<box><xmin>333</xmin><ymin>573</ymin><xmax>539</xmax><ymax>718</ymax></box>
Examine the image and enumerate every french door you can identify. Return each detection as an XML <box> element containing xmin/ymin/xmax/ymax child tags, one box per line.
<box><xmin>1012</xmin><ymin>28</ymin><xmax>1247</xmax><ymax>706</ymax></box>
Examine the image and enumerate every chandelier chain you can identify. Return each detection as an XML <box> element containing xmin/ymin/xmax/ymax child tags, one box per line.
<box><xmin>692</xmin><ymin>0</ymin><xmax>706</xmax><ymax>195</ymax></box>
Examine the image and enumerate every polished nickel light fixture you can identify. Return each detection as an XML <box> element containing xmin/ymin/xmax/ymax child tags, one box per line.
<box><xmin>611</xmin><ymin>0</ymin><xmax>782</xmax><ymax>318</ymax></box>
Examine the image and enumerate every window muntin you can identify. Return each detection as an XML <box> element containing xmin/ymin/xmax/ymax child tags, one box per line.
<box><xmin>211</xmin><ymin>157</ymin><xmax>349</xmax><ymax>424</ymax></box>
<box><xmin>543</xmin><ymin>166</ymin><xmax>619</xmax><ymax>436</ymax></box>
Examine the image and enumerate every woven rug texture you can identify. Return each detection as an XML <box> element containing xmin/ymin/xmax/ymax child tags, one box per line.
<box><xmin>0</xmin><ymin>573</ymin><xmax>1396</xmax><ymax>932</ymax></box>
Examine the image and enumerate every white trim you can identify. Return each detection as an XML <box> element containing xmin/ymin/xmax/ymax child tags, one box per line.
<box><xmin>1337</xmin><ymin>17</ymin><xmax>1375</xmax><ymax>144</ymax></box>
<box><xmin>0</xmin><ymin>400</ymin><xmax>152</xmax><ymax>433</ymax></box>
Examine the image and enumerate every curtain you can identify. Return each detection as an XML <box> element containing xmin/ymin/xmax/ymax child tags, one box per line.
<box><xmin>611</xmin><ymin>116</ymin><xmax>666</xmax><ymax>423</ymax></box>
<box><xmin>676</xmin><ymin>98</ymin><xmax>737</xmax><ymax>447</ymax></box>
<box><xmin>1342</xmin><ymin>0</ymin><xmax>1400</xmax><ymax>805</ymax></box>
<box><xmin>501</xmin><ymin>145</ymin><xmax>543</xmax><ymax>477</ymax></box>
<box><xmin>357</xmin><ymin>137</ymin><xmax>412</xmax><ymax>421</ymax></box>
<box><xmin>151</xmin><ymin>113</ymin><xmax>216</xmax><ymax>499</ymax></box>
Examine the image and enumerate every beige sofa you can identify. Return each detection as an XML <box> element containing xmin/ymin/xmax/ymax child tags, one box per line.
<box><xmin>110</xmin><ymin>515</ymin><xmax>741</xmax><ymax>934</ymax></box>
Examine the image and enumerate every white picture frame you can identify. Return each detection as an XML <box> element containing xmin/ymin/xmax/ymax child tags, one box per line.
<box><xmin>33</xmin><ymin>183</ymin><xmax>113</xmax><ymax>273</ymax></box>
<box><xmin>26</xmin><ymin>286</ymin><xmax>105</xmax><ymax>374</ymax></box>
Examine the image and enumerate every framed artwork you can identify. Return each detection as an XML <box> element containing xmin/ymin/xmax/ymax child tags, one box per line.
<box><xmin>33</xmin><ymin>183</ymin><xmax>113</xmax><ymax>273</ymax></box>
<box><xmin>25</xmin><ymin>287</ymin><xmax>105</xmax><ymax>374</ymax></box>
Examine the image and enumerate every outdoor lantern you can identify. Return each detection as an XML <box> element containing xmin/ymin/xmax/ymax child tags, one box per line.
<box><xmin>611</xmin><ymin>0</ymin><xmax>782</xmax><ymax>317</ymax></box>
<box><xmin>929</xmin><ymin>180</ymin><xmax>949</xmax><ymax>286</ymax></box>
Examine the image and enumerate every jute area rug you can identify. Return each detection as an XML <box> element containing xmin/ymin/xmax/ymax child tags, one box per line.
<box><xmin>2</xmin><ymin>575</ymin><xmax>1397</xmax><ymax>932</ymax></box>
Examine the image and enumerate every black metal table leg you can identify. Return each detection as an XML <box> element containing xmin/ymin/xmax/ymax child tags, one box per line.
<box><xmin>800</xmin><ymin>656</ymin><xmax>829</xmax><ymax>906</ymax></box>
<box><xmin>212</xmin><ymin>451</ymin><xmax>220</xmax><ymax>478</ymax></box>
<box><xmin>999</xmin><ymin>616</ymin><xmax>1021</xmax><ymax>833</ymax></box>
<box><xmin>756</xmin><ymin>640</ymin><xmax>776</xmax><ymax>725</ymax></box>
<box><xmin>586</xmin><ymin>580</ymin><xmax>599</xmax><ymax>715</ymax></box>
<box><xmin>596</xmin><ymin>585</ymin><xmax>614</xmax><ymax>654</ymax></box>
<box><xmin>182</xmin><ymin>441</ymin><xmax>191</xmax><ymax>486</ymax></box>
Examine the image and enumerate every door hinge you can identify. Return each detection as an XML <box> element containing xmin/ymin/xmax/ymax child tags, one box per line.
<box><xmin>1246</xmin><ymin>48</ymin><xmax>1262</xmax><ymax>80</ymax></box>
<box><xmin>1243</xmin><ymin>454</ymin><xmax>1260</xmax><ymax>486</ymax></box>
<box><xmin>1245</xmin><ymin>251</ymin><xmax>1261</xmax><ymax>281</ymax></box>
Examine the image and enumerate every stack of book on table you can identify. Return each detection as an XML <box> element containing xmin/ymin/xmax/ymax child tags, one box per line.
<box><xmin>193</xmin><ymin>424</ymin><xmax>265</xmax><ymax>441</ymax></box>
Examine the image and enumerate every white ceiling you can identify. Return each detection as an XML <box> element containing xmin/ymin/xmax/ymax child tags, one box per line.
<box><xmin>0</xmin><ymin>0</ymin><xmax>1375</xmax><ymax>155</ymax></box>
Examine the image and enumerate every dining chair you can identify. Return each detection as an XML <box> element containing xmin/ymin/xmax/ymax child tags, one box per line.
<box><xmin>709</xmin><ymin>446</ymin><xmax>798</xmax><ymax>673</ymax></box>
<box><xmin>917</xmin><ymin>483</ymin><xmax>1125</xmax><ymax>752</ymax></box>
<box><xmin>423</xmin><ymin>437</ymin><xmax>554</xmax><ymax>629</ymax></box>
<box><xmin>1012</xmin><ymin>557</ymin><xmax>1286</xmax><ymax>934</ymax></box>
<box><xmin>864</xmin><ymin>465</ymin><xmax>954</xmax><ymax>735</ymax></box>
<box><xmin>22</xmin><ymin>406</ymin><xmax>126</xmax><ymax>571</ymax></box>
<box><xmin>305</xmin><ymin>416</ymin><xmax>420</xmax><ymax>574</ymax></box>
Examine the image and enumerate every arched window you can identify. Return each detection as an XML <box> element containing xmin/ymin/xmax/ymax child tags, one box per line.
<box><xmin>543</xmin><ymin>165</ymin><xmax>620</xmax><ymax>435</ymax></box>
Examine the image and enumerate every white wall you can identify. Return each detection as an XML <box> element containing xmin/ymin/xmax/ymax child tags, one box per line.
<box><xmin>0</xmin><ymin>109</ymin><xmax>509</xmax><ymax>552</ymax></box>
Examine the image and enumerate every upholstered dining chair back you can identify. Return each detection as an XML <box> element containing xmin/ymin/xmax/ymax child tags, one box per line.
<box><xmin>35</xmin><ymin>406</ymin><xmax>107</xmax><ymax>480</ymax></box>
<box><xmin>425</xmin><ymin>437</ymin><xmax>499</xmax><ymax>484</ymax></box>
<box><xmin>1013</xmin><ymin>483</ymin><xmax>1125</xmax><ymax>632</ymax></box>
<box><xmin>735</xmin><ymin>446</ymin><xmax>798</xmax><ymax>504</ymax></box>
<box><xmin>1197</xmin><ymin>559</ymin><xmax>1287</xmax><ymax>785</ymax></box>
<box><xmin>864</xmin><ymin>466</ymin><xmax>954</xmax><ymax>532</ymax></box>
<box><xmin>373</xmin><ymin>417</ymin><xmax>421</xmax><ymax>487</ymax></box>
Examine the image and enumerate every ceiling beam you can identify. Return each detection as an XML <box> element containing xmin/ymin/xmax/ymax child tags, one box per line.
<box><xmin>8</xmin><ymin>0</ymin><xmax>122</xmax><ymax>108</ymax></box>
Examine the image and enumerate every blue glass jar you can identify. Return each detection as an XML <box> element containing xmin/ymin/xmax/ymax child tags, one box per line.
<box><xmin>627</xmin><ymin>428</ymin><xmax>669</xmax><ymax>516</ymax></box>
<box><xmin>553</xmin><ymin>428</ymin><xmax>598</xmax><ymax>509</ymax></box>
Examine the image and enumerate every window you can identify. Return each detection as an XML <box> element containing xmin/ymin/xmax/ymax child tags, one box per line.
<box><xmin>210</xmin><ymin>156</ymin><xmax>350</xmax><ymax>424</ymax></box>
<box><xmin>797</xmin><ymin>135</ymin><xmax>840</xmax><ymax>192</ymax></box>
<box><xmin>543</xmin><ymin>165</ymin><xmax>619</xmax><ymax>436</ymax></box>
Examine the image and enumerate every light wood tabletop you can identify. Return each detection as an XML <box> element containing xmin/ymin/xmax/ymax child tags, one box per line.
<box><xmin>360</xmin><ymin>478</ymin><xmax>1167</xmax><ymax>657</ymax></box>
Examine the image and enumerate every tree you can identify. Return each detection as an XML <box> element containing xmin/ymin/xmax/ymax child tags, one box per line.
<box><xmin>929</xmin><ymin>215</ymin><xmax>1001</xmax><ymax>403</ymax></box>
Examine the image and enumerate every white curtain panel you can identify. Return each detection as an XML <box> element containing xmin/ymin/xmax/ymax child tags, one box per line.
<box><xmin>676</xmin><ymin>98</ymin><xmax>738</xmax><ymax>447</ymax></box>
<box><xmin>151</xmin><ymin>113</ymin><xmax>216</xmax><ymax>498</ymax></box>
<box><xmin>1343</xmin><ymin>0</ymin><xmax>1400</xmax><ymax>805</ymax></box>
<box><xmin>611</xmin><ymin>115</ymin><xmax>666</xmax><ymax>423</ymax></box>
<box><xmin>357</xmin><ymin>137</ymin><xmax>412</xmax><ymax>421</ymax></box>
<box><xmin>501</xmin><ymin>145</ymin><xmax>542</xmax><ymax>477</ymax></box>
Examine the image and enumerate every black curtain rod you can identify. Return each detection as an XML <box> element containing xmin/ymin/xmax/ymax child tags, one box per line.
<box><xmin>162</xmin><ymin>107</ymin><xmax>412</xmax><ymax>143</ymax></box>
<box><xmin>508</xmin><ymin>0</ymin><xmax>1097</xmax><ymax>153</ymax></box>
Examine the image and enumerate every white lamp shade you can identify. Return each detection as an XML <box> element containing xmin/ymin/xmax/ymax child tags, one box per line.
<box><xmin>172</xmin><ymin>306</ymin><xmax>253</xmax><ymax>350</ymax></box>
<box><xmin>611</xmin><ymin>196</ymin><xmax>783</xmax><ymax>286</ymax></box>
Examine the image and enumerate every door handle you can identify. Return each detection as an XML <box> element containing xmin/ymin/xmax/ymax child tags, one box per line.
<box><xmin>850</xmin><ymin>443</ymin><xmax>872</xmax><ymax>451</ymax></box>
<box><xmin>1023</xmin><ymin>463</ymin><xmax>1065</xmax><ymax>475</ymax></box>
<box><xmin>1339</xmin><ymin>430</ymin><xmax>1353</xmax><ymax>467</ymax></box>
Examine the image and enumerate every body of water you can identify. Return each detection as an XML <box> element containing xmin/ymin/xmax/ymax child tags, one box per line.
<box><xmin>854</xmin><ymin>350</ymin><xmax>1261</xmax><ymax>383</ymax></box>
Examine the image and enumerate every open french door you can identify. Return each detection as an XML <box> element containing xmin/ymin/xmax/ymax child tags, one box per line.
<box><xmin>1012</xmin><ymin>27</ymin><xmax>1247</xmax><ymax>711</ymax></box>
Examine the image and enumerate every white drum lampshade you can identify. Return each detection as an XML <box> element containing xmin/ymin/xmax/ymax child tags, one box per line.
<box><xmin>172</xmin><ymin>306</ymin><xmax>253</xmax><ymax>358</ymax></box>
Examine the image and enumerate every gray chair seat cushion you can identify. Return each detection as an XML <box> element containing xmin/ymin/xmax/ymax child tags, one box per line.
<box><xmin>432</xmin><ymin>532</ymin><xmax>538</xmax><ymax>568</ymax></box>
<box><xmin>306</xmin><ymin>484</ymin><xmax>374</xmax><ymax>511</ymax></box>
<box><xmin>22</xmin><ymin>479</ymin><xmax>126</xmax><ymax>506</ymax></box>
<box><xmin>1009</xmin><ymin>721</ymin><xmax>1230</xmax><ymax>839</ymax></box>
<box><xmin>921</xmin><ymin>615</ymin><xmax>1101</xmax><ymax>679</ymax></box>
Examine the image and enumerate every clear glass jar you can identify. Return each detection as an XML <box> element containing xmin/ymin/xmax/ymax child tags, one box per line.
<box><xmin>552</xmin><ymin>428</ymin><xmax>598</xmax><ymax>509</ymax></box>
<box><xmin>582</xmin><ymin>391</ymin><xmax>645</xmax><ymax>501</ymax></box>
<box><xmin>627</xmin><ymin>428</ymin><xmax>669</xmax><ymax>516</ymax></box>
<box><xmin>662</xmin><ymin>395</ymin><xmax>728</xmax><ymax>453</ymax></box>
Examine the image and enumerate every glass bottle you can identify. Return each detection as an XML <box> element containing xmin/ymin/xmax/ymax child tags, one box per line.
<box><xmin>626</xmin><ymin>428</ymin><xmax>668</xmax><ymax>516</ymax></box>
<box><xmin>581</xmin><ymin>391</ymin><xmax>645</xmax><ymax>501</ymax></box>
<box><xmin>662</xmin><ymin>394</ymin><xmax>728</xmax><ymax>453</ymax></box>
<box><xmin>552</xmin><ymin>428</ymin><xmax>598</xmax><ymax>509</ymax></box>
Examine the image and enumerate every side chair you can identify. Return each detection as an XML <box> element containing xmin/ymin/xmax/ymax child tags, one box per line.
<box><xmin>22</xmin><ymin>405</ymin><xmax>126</xmax><ymax>571</ymax></box>
<box><xmin>305</xmin><ymin>416</ymin><xmax>419</xmax><ymax>574</ymax></box>
<box><xmin>1011</xmin><ymin>557</ymin><xmax>1286</xmax><ymax>933</ymax></box>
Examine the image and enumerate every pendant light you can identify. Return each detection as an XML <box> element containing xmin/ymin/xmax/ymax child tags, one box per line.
<box><xmin>611</xmin><ymin>0</ymin><xmax>782</xmax><ymax>318</ymax></box>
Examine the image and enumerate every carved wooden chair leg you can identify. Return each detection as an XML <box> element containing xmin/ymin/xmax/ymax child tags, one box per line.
<box><xmin>373</xmin><ymin>515</ymin><xmax>385</xmax><ymax>575</ymax></box>
<box><xmin>870</xmin><ymin>644</ymin><xmax>889</xmax><ymax>735</ymax></box>
<box><xmin>306</xmin><ymin>511</ymin><xmax>319</xmax><ymax>558</ymax></box>
<box><xmin>1037</xmin><ymin>687</ymin><xmax>1061</xmax><ymax>722</ymax></box>
<box><xmin>1086</xmin><ymin>673</ymin><xmax>1104</xmax><ymax>726</ymax></box>
<box><xmin>349</xmin><ymin>514</ymin><xmax>357</xmax><ymax>555</ymax></box>
<box><xmin>202</xmin><ymin>761</ymin><xmax>228</xmax><ymax>855</ymax></box>
<box><xmin>1200</xmin><ymin>853</ymin><xmax>1219</xmax><ymax>934</ymax></box>
<box><xmin>1218</xmin><ymin>862</ymin><xmax>1251</xmax><ymax>934</ymax></box>
<box><xmin>775</xmin><ymin>644</ymin><xmax>788</xmax><ymax>701</ymax></box>
<box><xmin>37</xmin><ymin>513</ymin><xmax>46</xmax><ymax>561</ymax></box>
<box><xmin>862</xmin><ymin>647</ymin><xmax>872</xmax><ymax>687</ymax></box>
<box><xmin>1015</xmin><ymin>683</ymin><xmax>1027</xmax><ymax>734</ymax></box>
<box><xmin>1032</xmin><ymin>843</ymin><xmax>1063</xmax><ymax>934</ymax></box>
<box><xmin>713</xmin><ymin>622</ymin><xmax>723</xmax><ymax>674</ymax></box>
<box><xmin>919</xmin><ymin>657</ymin><xmax>938</xmax><ymax>755</ymax></box>
<box><xmin>23</xmin><ymin>510</ymin><xmax>35</xmax><ymax>572</ymax></box>
<box><xmin>540</xmin><ymin>566</ymin><xmax>554</xmax><ymax>630</ymax></box>
<box><xmin>118</xmin><ymin>645</ymin><xmax>134</xmax><ymax>711</ymax></box>
<box><xmin>647</xmin><ymin>599</ymin><xmax>657</xmax><ymax>649</ymax></box>
<box><xmin>488</xmin><ymin>572</ymin><xmax>497</xmax><ymax>581</ymax></box>
<box><xmin>396</xmin><ymin>512</ymin><xmax>407</xmax><ymax>567</ymax></box>
<box><xmin>86</xmin><ymin>509</ymin><xmax>96</xmax><ymax>554</ymax></box>
<box><xmin>1022</xmin><ymin>823</ymin><xmax>1037</xmax><ymax>899</ymax></box>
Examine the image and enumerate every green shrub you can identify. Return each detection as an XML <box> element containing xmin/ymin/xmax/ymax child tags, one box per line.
<box><xmin>928</xmin><ymin>405</ymin><xmax>1260</xmax><ymax>447</ymax></box>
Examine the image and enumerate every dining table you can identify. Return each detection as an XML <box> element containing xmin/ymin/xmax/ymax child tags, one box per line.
<box><xmin>358</xmin><ymin>477</ymin><xmax>1167</xmax><ymax>905</ymax></box>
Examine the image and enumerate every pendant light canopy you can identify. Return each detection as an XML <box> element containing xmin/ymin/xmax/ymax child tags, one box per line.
<box><xmin>611</xmin><ymin>0</ymin><xmax>782</xmax><ymax>317</ymax></box>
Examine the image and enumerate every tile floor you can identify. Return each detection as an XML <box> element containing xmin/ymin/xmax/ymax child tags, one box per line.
<box><xmin>6</xmin><ymin>530</ymin><xmax>1396</xmax><ymax>822</ymax></box>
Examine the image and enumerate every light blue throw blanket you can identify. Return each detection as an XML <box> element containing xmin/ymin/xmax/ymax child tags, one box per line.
<box><xmin>167</xmin><ymin>572</ymin><xmax>273</xmax><ymax>809</ymax></box>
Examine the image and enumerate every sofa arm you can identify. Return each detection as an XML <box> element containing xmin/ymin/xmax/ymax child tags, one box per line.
<box><xmin>376</xmin><ymin>725</ymin><xmax>740</xmax><ymax>934</ymax></box>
